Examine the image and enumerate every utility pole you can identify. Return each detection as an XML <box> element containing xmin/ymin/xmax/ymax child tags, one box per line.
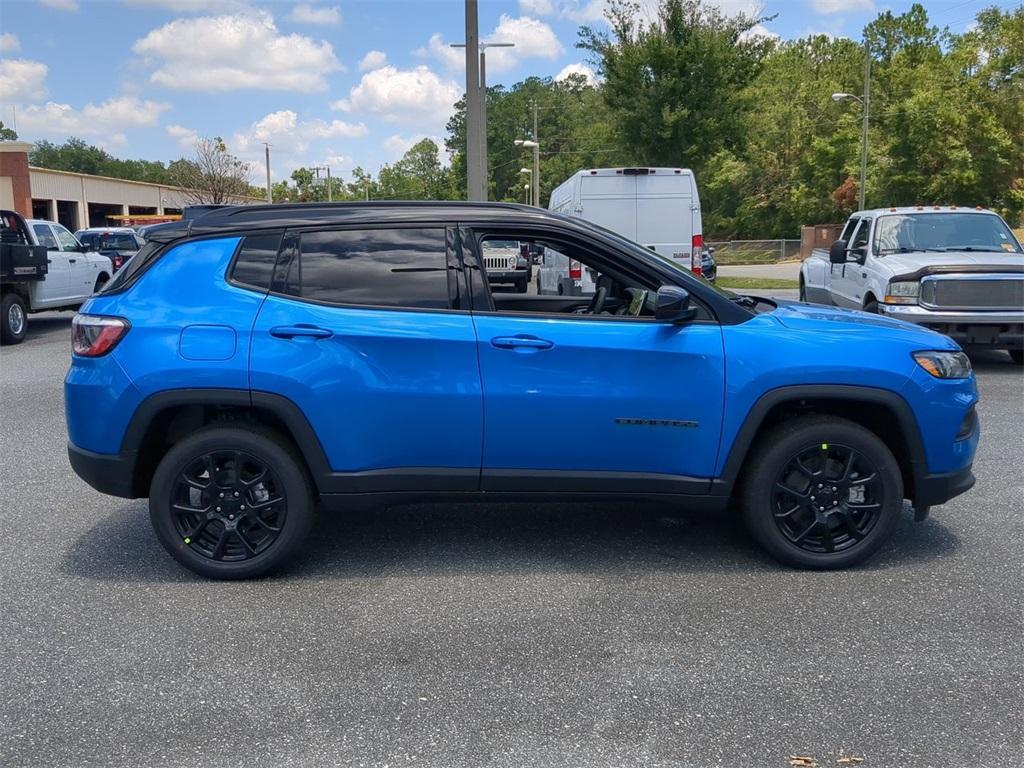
<box><xmin>464</xmin><ymin>0</ymin><xmax>484</xmax><ymax>201</ymax></box>
<box><xmin>859</xmin><ymin>46</ymin><xmax>870</xmax><ymax>211</ymax></box>
<box><xmin>263</xmin><ymin>142</ymin><xmax>272</xmax><ymax>203</ymax></box>
<box><xmin>531</xmin><ymin>99</ymin><xmax>539</xmax><ymax>207</ymax></box>
<box><xmin>326</xmin><ymin>165</ymin><xmax>333</xmax><ymax>202</ymax></box>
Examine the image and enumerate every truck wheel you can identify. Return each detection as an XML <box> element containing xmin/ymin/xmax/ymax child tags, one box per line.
<box><xmin>1</xmin><ymin>293</ymin><xmax>28</xmax><ymax>345</ymax></box>
<box><xmin>863</xmin><ymin>298</ymin><xmax>879</xmax><ymax>314</ymax></box>
<box><xmin>516</xmin><ymin>276</ymin><xmax>528</xmax><ymax>293</ymax></box>
<box><xmin>798</xmin><ymin>279</ymin><xmax>806</xmax><ymax>302</ymax></box>
<box><xmin>148</xmin><ymin>425</ymin><xmax>315</xmax><ymax>579</ymax></box>
<box><xmin>740</xmin><ymin>415</ymin><xmax>902</xmax><ymax>570</ymax></box>
<box><xmin>1010</xmin><ymin>349</ymin><xmax>1023</xmax><ymax>365</ymax></box>
<box><xmin>94</xmin><ymin>274</ymin><xmax>109</xmax><ymax>293</ymax></box>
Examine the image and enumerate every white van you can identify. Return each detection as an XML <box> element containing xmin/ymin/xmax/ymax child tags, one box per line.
<box><xmin>544</xmin><ymin>167</ymin><xmax>704</xmax><ymax>295</ymax></box>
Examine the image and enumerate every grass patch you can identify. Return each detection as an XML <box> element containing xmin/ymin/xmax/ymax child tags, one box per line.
<box><xmin>717</xmin><ymin>276</ymin><xmax>800</xmax><ymax>290</ymax></box>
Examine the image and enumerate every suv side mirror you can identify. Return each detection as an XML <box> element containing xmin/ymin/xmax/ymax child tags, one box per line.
<box><xmin>829</xmin><ymin>239</ymin><xmax>848</xmax><ymax>264</ymax></box>
<box><xmin>655</xmin><ymin>285</ymin><xmax>698</xmax><ymax>324</ymax></box>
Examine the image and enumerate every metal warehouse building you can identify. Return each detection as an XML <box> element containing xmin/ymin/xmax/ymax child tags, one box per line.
<box><xmin>1</xmin><ymin>141</ymin><xmax>257</xmax><ymax>231</ymax></box>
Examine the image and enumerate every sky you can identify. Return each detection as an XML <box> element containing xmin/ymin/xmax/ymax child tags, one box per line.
<box><xmin>0</xmin><ymin>0</ymin><xmax>1012</xmax><ymax>186</ymax></box>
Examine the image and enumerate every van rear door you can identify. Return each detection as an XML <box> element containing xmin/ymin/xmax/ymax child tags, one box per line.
<box><xmin>635</xmin><ymin>173</ymin><xmax>693</xmax><ymax>267</ymax></box>
<box><xmin>579</xmin><ymin>174</ymin><xmax>637</xmax><ymax>241</ymax></box>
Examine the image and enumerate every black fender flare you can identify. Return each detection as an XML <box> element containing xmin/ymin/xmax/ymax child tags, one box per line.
<box><xmin>711</xmin><ymin>384</ymin><xmax>927</xmax><ymax>499</ymax></box>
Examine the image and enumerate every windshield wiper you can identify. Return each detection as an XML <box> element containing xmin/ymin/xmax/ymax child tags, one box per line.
<box><xmin>880</xmin><ymin>247</ymin><xmax>945</xmax><ymax>254</ymax></box>
<box><xmin>943</xmin><ymin>246</ymin><xmax>1005</xmax><ymax>252</ymax></box>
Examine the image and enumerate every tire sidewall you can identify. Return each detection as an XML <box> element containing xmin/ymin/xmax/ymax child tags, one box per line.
<box><xmin>742</xmin><ymin>419</ymin><xmax>903</xmax><ymax>569</ymax></box>
<box><xmin>149</xmin><ymin>427</ymin><xmax>314</xmax><ymax>579</ymax></box>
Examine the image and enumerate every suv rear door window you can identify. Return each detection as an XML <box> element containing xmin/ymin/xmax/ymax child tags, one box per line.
<box><xmin>281</xmin><ymin>228</ymin><xmax>450</xmax><ymax>309</ymax></box>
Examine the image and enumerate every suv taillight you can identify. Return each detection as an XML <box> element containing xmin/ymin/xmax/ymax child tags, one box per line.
<box><xmin>72</xmin><ymin>314</ymin><xmax>130</xmax><ymax>357</ymax></box>
<box><xmin>569</xmin><ymin>260</ymin><xmax>582</xmax><ymax>280</ymax></box>
<box><xmin>691</xmin><ymin>234</ymin><xmax>703</xmax><ymax>277</ymax></box>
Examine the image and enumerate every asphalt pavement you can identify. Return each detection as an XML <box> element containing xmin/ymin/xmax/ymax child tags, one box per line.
<box><xmin>1</xmin><ymin>313</ymin><xmax>1022</xmax><ymax>768</ymax></box>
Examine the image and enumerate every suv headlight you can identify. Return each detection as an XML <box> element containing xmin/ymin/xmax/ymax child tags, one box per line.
<box><xmin>913</xmin><ymin>350</ymin><xmax>972</xmax><ymax>379</ymax></box>
<box><xmin>885</xmin><ymin>281</ymin><xmax>919</xmax><ymax>304</ymax></box>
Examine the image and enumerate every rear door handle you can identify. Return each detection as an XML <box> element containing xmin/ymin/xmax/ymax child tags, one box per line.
<box><xmin>269</xmin><ymin>324</ymin><xmax>333</xmax><ymax>339</ymax></box>
<box><xmin>490</xmin><ymin>335</ymin><xmax>553</xmax><ymax>350</ymax></box>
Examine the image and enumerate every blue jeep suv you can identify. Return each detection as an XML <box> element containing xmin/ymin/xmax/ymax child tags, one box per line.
<box><xmin>65</xmin><ymin>202</ymin><xmax>978</xmax><ymax>578</ymax></box>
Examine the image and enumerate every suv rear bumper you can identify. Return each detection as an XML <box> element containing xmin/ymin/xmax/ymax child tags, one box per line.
<box><xmin>68</xmin><ymin>442</ymin><xmax>137</xmax><ymax>498</ymax></box>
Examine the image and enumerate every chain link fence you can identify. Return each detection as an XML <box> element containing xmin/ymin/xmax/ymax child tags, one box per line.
<box><xmin>707</xmin><ymin>239</ymin><xmax>802</xmax><ymax>265</ymax></box>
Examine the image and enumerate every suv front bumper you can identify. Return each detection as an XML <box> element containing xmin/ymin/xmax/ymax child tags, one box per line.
<box><xmin>879</xmin><ymin>304</ymin><xmax>1023</xmax><ymax>348</ymax></box>
<box><xmin>915</xmin><ymin>464</ymin><xmax>976</xmax><ymax>507</ymax></box>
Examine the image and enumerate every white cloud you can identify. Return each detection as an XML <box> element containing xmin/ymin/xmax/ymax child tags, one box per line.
<box><xmin>0</xmin><ymin>59</ymin><xmax>49</xmax><ymax>102</ymax></box>
<box><xmin>559</xmin><ymin>0</ymin><xmax>606</xmax><ymax>22</ymax></box>
<box><xmin>422</xmin><ymin>14</ymin><xmax>564</xmax><ymax>74</ymax></box>
<box><xmin>40</xmin><ymin>0</ymin><xmax>79</xmax><ymax>11</ymax></box>
<box><xmin>519</xmin><ymin>0</ymin><xmax>555</xmax><ymax>14</ymax></box>
<box><xmin>359</xmin><ymin>50</ymin><xmax>388</xmax><ymax>72</ymax></box>
<box><xmin>335</xmin><ymin>65</ymin><xmax>461</xmax><ymax>128</ymax></box>
<box><xmin>229</xmin><ymin>109</ymin><xmax>367</xmax><ymax>164</ymax></box>
<box><xmin>289</xmin><ymin>3</ymin><xmax>341</xmax><ymax>26</ymax></box>
<box><xmin>555</xmin><ymin>62</ymin><xmax>598</xmax><ymax>86</ymax></box>
<box><xmin>17</xmin><ymin>96</ymin><xmax>170</xmax><ymax>147</ymax></box>
<box><xmin>0</xmin><ymin>34</ymin><xmax>20</xmax><ymax>53</ymax></box>
<box><xmin>166</xmin><ymin>123</ymin><xmax>199</xmax><ymax>150</ymax></box>
<box><xmin>739</xmin><ymin>23</ymin><xmax>781</xmax><ymax>42</ymax></box>
<box><xmin>133</xmin><ymin>11</ymin><xmax>341</xmax><ymax>92</ymax></box>
<box><xmin>811</xmin><ymin>0</ymin><xmax>874</xmax><ymax>14</ymax></box>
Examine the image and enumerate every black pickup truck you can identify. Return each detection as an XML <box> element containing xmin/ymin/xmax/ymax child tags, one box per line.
<box><xmin>1</xmin><ymin>209</ymin><xmax>49</xmax><ymax>344</ymax></box>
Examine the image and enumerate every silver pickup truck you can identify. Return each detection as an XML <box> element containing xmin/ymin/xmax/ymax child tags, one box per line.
<box><xmin>800</xmin><ymin>206</ymin><xmax>1024</xmax><ymax>363</ymax></box>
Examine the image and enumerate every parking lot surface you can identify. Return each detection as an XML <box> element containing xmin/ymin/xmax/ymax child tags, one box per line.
<box><xmin>1</xmin><ymin>314</ymin><xmax>1021</xmax><ymax>768</ymax></box>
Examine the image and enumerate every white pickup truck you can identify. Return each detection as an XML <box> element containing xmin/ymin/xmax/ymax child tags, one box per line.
<box><xmin>800</xmin><ymin>206</ymin><xmax>1024</xmax><ymax>363</ymax></box>
<box><xmin>1</xmin><ymin>210</ymin><xmax>113</xmax><ymax>344</ymax></box>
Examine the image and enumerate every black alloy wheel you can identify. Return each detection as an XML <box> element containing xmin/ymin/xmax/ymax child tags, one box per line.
<box><xmin>741</xmin><ymin>415</ymin><xmax>902</xmax><ymax>569</ymax></box>
<box><xmin>171</xmin><ymin>450</ymin><xmax>287</xmax><ymax>562</ymax></box>
<box><xmin>149</xmin><ymin>425</ymin><xmax>314</xmax><ymax>579</ymax></box>
<box><xmin>771</xmin><ymin>443</ymin><xmax>883</xmax><ymax>554</ymax></box>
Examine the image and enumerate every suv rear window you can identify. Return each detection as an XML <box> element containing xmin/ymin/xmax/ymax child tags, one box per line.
<box><xmin>278</xmin><ymin>228</ymin><xmax>450</xmax><ymax>310</ymax></box>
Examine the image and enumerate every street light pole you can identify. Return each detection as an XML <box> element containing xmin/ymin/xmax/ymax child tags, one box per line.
<box><xmin>453</xmin><ymin>37</ymin><xmax>514</xmax><ymax>202</ymax></box>
<box><xmin>515</xmin><ymin>140</ymin><xmax>540</xmax><ymax>206</ymax></box>
<box><xmin>832</xmin><ymin>45</ymin><xmax>871</xmax><ymax>211</ymax></box>
<box><xmin>463</xmin><ymin>0</ymin><xmax>484</xmax><ymax>201</ymax></box>
<box><xmin>263</xmin><ymin>142</ymin><xmax>272</xmax><ymax>203</ymax></box>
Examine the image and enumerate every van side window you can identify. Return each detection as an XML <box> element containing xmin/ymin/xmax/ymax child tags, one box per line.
<box><xmin>282</xmin><ymin>228</ymin><xmax>450</xmax><ymax>310</ymax></box>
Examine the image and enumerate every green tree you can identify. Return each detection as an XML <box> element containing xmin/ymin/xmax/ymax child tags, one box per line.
<box><xmin>0</xmin><ymin>121</ymin><xmax>17</xmax><ymax>141</ymax></box>
<box><xmin>577</xmin><ymin>0</ymin><xmax>772</xmax><ymax>170</ymax></box>
<box><xmin>377</xmin><ymin>139</ymin><xmax>455</xmax><ymax>200</ymax></box>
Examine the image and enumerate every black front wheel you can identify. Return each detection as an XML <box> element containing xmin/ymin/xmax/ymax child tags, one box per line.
<box><xmin>740</xmin><ymin>416</ymin><xmax>903</xmax><ymax>569</ymax></box>
<box><xmin>149</xmin><ymin>425</ymin><xmax>314</xmax><ymax>579</ymax></box>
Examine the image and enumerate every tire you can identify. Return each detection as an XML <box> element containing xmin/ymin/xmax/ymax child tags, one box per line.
<box><xmin>516</xmin><ymin>276</ymin><xmax>528</xmax><ymax>293</ymax></box>
<box><xmin>863</xmin><ymin>298</ymin><xmax>879</xmax><ymax>314</ymax></box>
<box><xmin>557</xmin><ymin>282</ymin><xmax>564</xmax><ymax>296</ymax></box>
<box><xmin>740</xmin><ymin>415</ymin><xmax>903</xmax><ymax>570</ymax></box>
<box><xmin>798</xmin><ymin>278</ymin><xmax>806</xmax><ymax>302</ymax></box>
<box><xmin>1009</xmin><ymin>349</ymin><xmax>1023</xmax><ymax>365</ymax></box>
<box><xmin>149</xmin><ymin>425</ymin><xmax>315</xmax><ymax>579</ymax></box>
<box><xmin>1</xmin><ymin>293</ymin><xmax>28</xmax><ymax>345</ymax></box>
<box><xmin>94</xmin><ymin>274</ymin><xmax>109</xmax><ymax>293</ymax></box>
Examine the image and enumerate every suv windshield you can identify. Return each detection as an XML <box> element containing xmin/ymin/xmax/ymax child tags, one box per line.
<box><xmin>874</xmin><ymin>213</ymin><xmax>1023</xmax><ymax>255</ymax></box>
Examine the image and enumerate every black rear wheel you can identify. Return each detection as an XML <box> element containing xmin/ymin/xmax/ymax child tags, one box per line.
<box><xmin>149</xmin><ymin>425</ymin><xmax>314</xmax><ymax>579</ymax></box>
<box><xmin>741</xmin><ymin>416</ymin><xmax>902</xmax><ymax>569</ymax></box>
<box><xmin>1010</xmin><ymin>349</ymin><xmax>1023</xmax><ymax>365</ymax></box>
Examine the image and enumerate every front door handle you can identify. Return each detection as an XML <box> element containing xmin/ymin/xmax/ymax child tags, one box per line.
<box><xmin>270</xmin><ymin>324</ymin><xmax>333</xmax><ymax>339</ymax></box>
<box><xmin>491</xmin><ymin>335</ymin><xmax>553</xmax><ymax>350</ymax></box>
<box><xmin>68</xmin><ymin>258</ymin><xmax>77</xmax><ymax>263</ymax></box>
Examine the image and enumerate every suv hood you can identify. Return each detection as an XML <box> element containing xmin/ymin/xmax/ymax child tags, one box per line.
<box><xmin>770</xmin><ymin>300</ymin><xmax>958</xmax><ymax>349</ymax></box>
<box><xmin>882</xmin><ymin>251</ymin><xmax>1024</xmax><ymax>279</ymax></box>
